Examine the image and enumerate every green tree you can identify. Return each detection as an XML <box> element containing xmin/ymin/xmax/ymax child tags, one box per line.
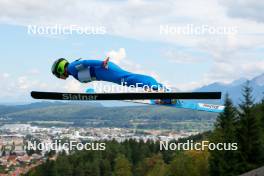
<box><xmin>1</xmin><ymin>146</ymin><xmax>6</xmax><ymax>156</ymax></box>
<box><xmin>114</xmin><ymin>154</ymin><xmax>132</xmax><ymax>176</ymax></box>
<box><xmin>135</xmin><ymin>154</ymin><xmax>168</xmax><ymax>176</ymax></box>
<box><xmin>209</xmin><ymin>94</ymin><xmax>239</xmax><ymax>176</ymax></box>
<box><xmin>168</xmin><ymin>152</ymin><xmax>199</xmax><ymax>176</ymax></box>
<box><xmin>237</xmin><ymin>81</ymin><xmax>264</xmax><ymax>171</ymax></box>
<box><xmin>44</xmin><ymin>159</ymin><xmax>58</xmax><ymax>176</ymax></box>
<box><xmin>187</xmin><ymin>150</ymin><xmax>209</xmax><ymax>176</ymax></box>
<box><xmin>100</xmin><ymin>159</ymin><xmax>112</xmax><ymax>176</ymax></box>
<box><xmin>0</xmin><ymin>165</ymin><xmax>5</xmax><ymax>174</ymax></box>
<box><xmin>168</xmin><ymin>149</ymin><xmax>209</xmax><ymax>176</ymax></box>
<box><xmin>81</xmin><ymin>160</ymin><xmax>100</xmax><ymax>176</ymax></box>
<box><xmin>55</xmin><ymin>156</ymin><xmax>74</xmax><ymax>176</ymax></box>
<box><xmin>261</xmin><ymin>96</ymin><xmax>264</xmax><ymax>137</ymax></box>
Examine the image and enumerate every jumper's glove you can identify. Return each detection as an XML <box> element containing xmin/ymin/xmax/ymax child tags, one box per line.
<box><xmin>102</xmin><ymin>56</ymin><xmax>110</xmax><ymax>69</ymax></box>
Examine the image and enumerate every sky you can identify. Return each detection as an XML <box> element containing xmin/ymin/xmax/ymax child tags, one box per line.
<box><xmin>0</xmin><ymin>0</ymin><xmax>264</xmax><ymax>102</ymax></box>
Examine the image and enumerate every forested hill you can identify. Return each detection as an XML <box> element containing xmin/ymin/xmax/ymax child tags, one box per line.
<box><xmin>0</xmin><ymin>101</ymin><xmax>102</xmax><ymax>115</ymax></box>
<box><xmin>0</xmin><ymin>101</ymin><xmax>217</xmax><ymax>129</ymax></box>
<box><xmin>26</xmin><ymin>84</ymin><xmax>264</xmax><ymax>176</ymax></box>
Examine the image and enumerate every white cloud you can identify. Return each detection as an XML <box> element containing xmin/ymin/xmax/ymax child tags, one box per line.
<box><xmin>221</xmin><ymin>0</ymin><xmax>264</xmax><ymax>23</ymax></box>
<box><xmin>176</xmin><ymin>81</ymin><xmax>207</xmax><ymax>91</ymax></box>
<box><xmin>0</xmin><ymin>72</ymin><xmax>52</xmax><ymax>101</ymax></box>
<box><xmin>17</xmin><ymin>76</ymin><xmax>29</xmax><ymax>90</ymax></box>
<box><xmin>1</xmin><ymin>73</ymin><xmax>10</xmax><ymax>79</ymax></box>
<box><xmin>0</xmin><ymin>0</ymin><xmax>264</xmax><ymax>92</ymax></box>
<box><xmin>106</xmin><ymin>48</ymin><xmax>165</xmax><ymax>85</ymax></box>
<box><xmin>164</xmin><ymin>49</ymin><xmax>207</xmax><ymax>64</ymax></box>
<box><xmin>28</xmin><ymin>69</ymin><xmax>40</xmax><ymax>75</ymax></box>
<box><xmin>63</xmin><ymin>79</ymin><xmax>83</xmax><ymax>92</ymax></box>
<box><xmin>107</xmin><ymin>48</ymin><xmax>126</xmax><ymax>64</ymax></box>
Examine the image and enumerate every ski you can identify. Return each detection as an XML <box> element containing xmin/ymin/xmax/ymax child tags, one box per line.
<box><xmin>31</xmin><ymin>91</ymin><xmax>222</xmax><ymax>101</ymax></box>
<box><xmin>150</xmin><ymin>100</ymin><xmax>225</xmax><ymax>113</ymax></box>
<box><xmin>125</xmin><ymin>100</ymin><xmax>225</xmax><ymax>113</ymax></box>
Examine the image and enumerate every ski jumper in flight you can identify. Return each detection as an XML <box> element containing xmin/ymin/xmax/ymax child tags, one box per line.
<box><xmin>51</xmin><ymin>57</ymin><xmax>164</xmax><ymax>91</ymax></box>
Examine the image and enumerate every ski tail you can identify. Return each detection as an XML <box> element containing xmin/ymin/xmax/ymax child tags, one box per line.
<box><xmin>174</xmin><ymin>101</ymin><xmax>225</xmax><ymax>113</ymax></box>
<box><xmin>150</xmin><ymin>100</ymin><xmax>225</xmax><ymax>113</ymax></box>
<box><xmin>195</xmin><ymin>102</ymin><xmax>225</xmax><ymax>113</ymax></box>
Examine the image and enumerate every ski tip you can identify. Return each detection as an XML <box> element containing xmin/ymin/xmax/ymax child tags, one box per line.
<box><xmin>30</xmin><ymin>91</ymin><xmax>41</xmax><ymax>99</ymax></box>
<box><xmin>31</xmin><ymin>91</ymin><xmax>58</xmax><ymax>100</ymax></box>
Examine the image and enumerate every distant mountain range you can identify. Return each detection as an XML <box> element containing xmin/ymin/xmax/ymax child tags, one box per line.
<box><xmin>195</xmin><ymin>73</ymin><xmax>264</xmax><ymax>104</ymax></box>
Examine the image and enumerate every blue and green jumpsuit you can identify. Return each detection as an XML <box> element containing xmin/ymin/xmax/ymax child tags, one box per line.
<box><xmin>67</xmin><ymin>59</ymin><xmax>163</xmax><ymax>90</ymax></box>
